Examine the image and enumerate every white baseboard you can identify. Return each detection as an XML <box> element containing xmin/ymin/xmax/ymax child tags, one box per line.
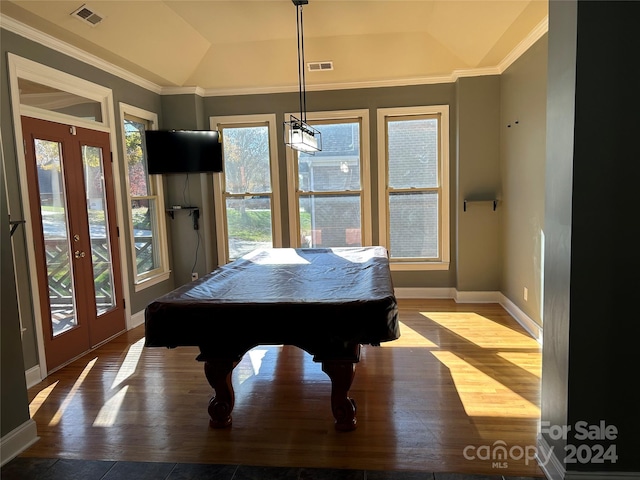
<box><xmin>25</xmin><ymin>365</ymin><xmax>42</xmax><ymax>389</ymax></box>
<box><xmin>499</xmin><ymin>293</ymin><xmax>543</xmax><ymax>344</ymax></box>
<box><xmin>394</xmin><ymin>287</ymin><xmax>455</xmax><ymax>299</ymax></box>
<box><xmin>129</xmin><ymin>309</ymin><xmax>145</xmax><ymax>329</ymax></box>
<box><xmin>537</xmin><ymin>434</ymin><xmax>565</xmax><ymax>480</ymax></box>
<box><xmin>395</xmin><ymin>287</ymin><xmax>501</xmax><ymax>303</ymax></box>
<box><xmin>455</xmin><ymin>290</ymin><xmax>500</xmax><ymax>303</ymax></box>
<box><xmin>0</xmin><ymin>419</ymin><xmax>38</xmax><ymax>467</ymax></box>
<box><xmin>393</xmin><ymin>288</ymin><xmax>542</xmax><ymax>343</ymax></box>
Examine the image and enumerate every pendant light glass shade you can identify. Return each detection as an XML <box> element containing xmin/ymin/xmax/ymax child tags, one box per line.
<box><xmin>284</xmin><ymin>115</ymin><xmax>322</xmax><ymax>153</ymax></box>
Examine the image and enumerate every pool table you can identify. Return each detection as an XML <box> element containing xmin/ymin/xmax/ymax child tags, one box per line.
<box><xmin>144</xmin><ymin>246</ymin><xmax>400</xmax><ymax>431</ymax></box>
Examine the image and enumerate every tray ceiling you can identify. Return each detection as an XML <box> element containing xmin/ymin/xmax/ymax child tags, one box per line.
<box><xmin>1</xmin><ymin>1</ymin><xmax>548</xmax><ymax>94</ymax></box>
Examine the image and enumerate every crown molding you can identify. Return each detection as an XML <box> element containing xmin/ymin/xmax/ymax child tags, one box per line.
<box><xmin>160</xmin><ymin>86</ymin><xmax>206</xmax><ymax>97</ymax></box>
<box><xmin>200</xmin><ymin>74</ymin><xmax>457</xmax><ymax>97</ymax></box>
<box><xmin>0</xmin><ymin>14</ymin><xmax>162</xmax><ymax>94</ymax></box>
<box><xmin>498</xmin><ymin>16</ymin><xmax>549</xmax><ymax>73</ymax></box>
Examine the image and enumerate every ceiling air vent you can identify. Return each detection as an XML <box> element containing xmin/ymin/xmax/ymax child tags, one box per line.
<box><xmin>71</xmin><ymin>4</ymin><xmax>105</xmax><ymax>27</ymax></box>
<box><xmin>307</xmin><ymin>61</ymin><xmax>333</xmax><ymax>72</ymax></box>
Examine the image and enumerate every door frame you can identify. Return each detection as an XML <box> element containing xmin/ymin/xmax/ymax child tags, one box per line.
<box><xmin>7</xmin><ymin>53</ymin><xmax>132</xmax><ymax>379</ymax></box>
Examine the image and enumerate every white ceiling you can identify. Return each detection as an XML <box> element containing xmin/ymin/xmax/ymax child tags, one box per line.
<box><xmin>1</xmin><ymin>0</ymin><xmax>548</xmax><ymax>94</ymax></box>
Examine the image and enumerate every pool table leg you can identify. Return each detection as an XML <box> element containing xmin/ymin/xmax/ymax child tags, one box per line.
<box><xmin>204</xmin><ymin>359</ymin><xmax>237</xmax><ymax>428</ymax></box>
<box><xmin>322</xmin><ymin>359</ymin><xmax>358</xmax><ymax>431</ymax></box>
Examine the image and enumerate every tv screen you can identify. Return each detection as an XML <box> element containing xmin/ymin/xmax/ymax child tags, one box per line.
<box><xmin>144</xmin><ymin>130</ymin><xmax>223</xmax><ymax>174</ymax></box>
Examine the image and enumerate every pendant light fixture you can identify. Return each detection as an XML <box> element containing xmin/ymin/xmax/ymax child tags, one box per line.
<box><xmin>284</xmin><ymin>0</ymin><xmax>322</xmax><ymax>153</ymax></box>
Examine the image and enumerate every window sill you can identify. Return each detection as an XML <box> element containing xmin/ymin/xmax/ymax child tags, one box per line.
<box><xmin>134</xmin><ymin>270</ymin><xmax>171</xmax><ymax>292</ymax></box>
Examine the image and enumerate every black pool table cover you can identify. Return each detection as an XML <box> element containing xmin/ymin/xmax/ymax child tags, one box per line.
<box><xmin>144</xmin><ymin>246</ymin><xmax>400</xmax><ymax>430</ymax></box>
<box><xmin>144</xmin><ymin>246</ymin><xmax>400</xmax><ymax>355</ymax></box>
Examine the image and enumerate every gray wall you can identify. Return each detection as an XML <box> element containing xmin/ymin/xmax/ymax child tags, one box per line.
<box><xmin>159</xmin><ymin>95</ymin><xmax>216</xmax><ymax>285</ymax></box>
<box><xmin>1</xmin><ymin>134</ymin><xmax>31</xmax><ymax>437</ymax></box>
<box><xmin>456</xmin><ymin>76</ymin><xmax>502</xmax><ymax>292</ymax></box>
<box><xmin>541</xmin><ymin>0</ymin><xmax>640</xmax><ymax>474</ymax></box>
<box><xmin>500</xmin><ymin>35</ymin><xmax>548</xmax><ymax>326</ymax></box>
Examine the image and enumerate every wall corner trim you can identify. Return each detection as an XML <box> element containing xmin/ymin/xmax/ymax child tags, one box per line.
<box><xmin>0</xmin><ymin>419</ymin><xmax>39</xmax><ymax>467</ymax></box>
<box><xmin>25</xmin><ymin>365</ymin><xmax>42</xmax><ymax>389</ymax></box>
<box><xmin>129</xmin><ymin>310</ymin><xmax>145</xmax><ymax>330</ymax></box>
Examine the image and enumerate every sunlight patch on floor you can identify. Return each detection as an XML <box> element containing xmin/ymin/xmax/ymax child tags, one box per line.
<box><xmin>497</xmin><ymin>351</ymin><xmax>542</xmax><ymax>378</ymax></box>
<box><xmin>111</xmin><ymin>337</ymin><xmax>145</xmax><ymax>389</ymax></box>
<box><xmin>421</xmin><ymin>312</ymin><xmax>539</xmax><ymax>348</ymax></box>
<box><xmin>380</xmin><ymin>321</ymin><xmax>438</xmax><ymax>348</ymax></box>
<box><xmin>432</xmin><ymin>350</ymin><xmax>540</xmax><ymax>418</ymax></box>
<box><xmin>236</xmin><ymin>346</ymin><xmax>284</xmax><ymax>385</ymax></box>
<box><xmin>48</xmin><ymin>357</ymin><xmax>97</xmax><ymax>426</ymax></box>
<box><xmin>93</xmin><ymin>386</ymin><xmax>129</xmax><ymax>427</ymax></box>
<box><xmin>29</xmin><ymin>380</ymin><xmax>59</xmax><ymax>418</ymax></box>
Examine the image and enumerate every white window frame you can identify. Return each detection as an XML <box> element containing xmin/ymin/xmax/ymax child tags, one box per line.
<box><xmin>285</xmin><ymin>109</ymin><xmax>372</xmax><ymax>247</ymax></box>
<box><xmin>377</xmin><ymin>105</ymin><xmax>450</xmax><ymax>271</ymax></box>
<box><xmin>118</xmin><ymin>103</ymin><xmax>170</xmax><ymax>289</ymax></box>
<box><xmin>209</xmin><ymin>114</ymin><xmax>282</xmax><ymax>265</ymax></box>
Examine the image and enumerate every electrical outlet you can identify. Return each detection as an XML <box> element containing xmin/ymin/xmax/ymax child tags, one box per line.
<box><xmin>523</xmin><ymin>287</ymin><xmax>528</xmax><ymax>301</ymax></box>
<box><xmin>191</xmin><ymin>272</ymin><xmax>198</xmax><ymax>281</ymax></box>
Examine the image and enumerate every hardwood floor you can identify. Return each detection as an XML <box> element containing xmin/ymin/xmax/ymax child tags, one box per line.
<box><xmin>20</xmin><ymin>299</ymin><xmax>544</xmax><ymax>478</ymax></box>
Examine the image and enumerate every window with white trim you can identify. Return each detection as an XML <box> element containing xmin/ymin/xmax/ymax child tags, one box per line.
<box><xmin>286</xmin><ymin>110</ymin><xmax>371</xmax><ymax>248</ymax></box>
<box><xmin>119</xmin><ymin>104</ymin><xmax>170</xmax><ymax>287</ymax></box>
<box><xmin>210</xmin><ymin>114</ymin><xmax>281</xmax><ymax>264</ymax></box>
<box><xmin>377</xmin><ymin>106</ymin><xmax>450</xmax><ymax>270</ymax></box>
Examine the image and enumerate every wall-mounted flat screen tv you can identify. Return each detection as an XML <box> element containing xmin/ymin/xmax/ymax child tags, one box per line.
<box><xmin>144</xmin><ymin>130</ymin><xmax>223</xmax><ymax>174</ymax></box>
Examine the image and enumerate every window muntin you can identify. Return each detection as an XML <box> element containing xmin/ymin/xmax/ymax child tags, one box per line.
<box><xmin>211</xmin><ymin>115</ymin><xmax>281</xmax><ymax>264</ymax></box>
<box><xmin>120</xmin><ymin>106</ymin><xmax>169</xmax><ymax>287</ymax></box>
<box><xmin>378</xmin><ymin>106</ymin><xmax>450</xmax><ymax>269</ymax></box>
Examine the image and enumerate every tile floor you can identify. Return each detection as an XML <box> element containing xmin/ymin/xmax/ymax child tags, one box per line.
<box><xmin>1</xmin><ymin>457</ymin><xmax>543</xmax><ymax>480</ymax></box>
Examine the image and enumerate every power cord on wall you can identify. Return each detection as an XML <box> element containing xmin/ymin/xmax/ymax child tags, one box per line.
<box><xmin>183</xmin><ymin>174</ymin><xmax>201</xmax><ymax>281</ymax></box>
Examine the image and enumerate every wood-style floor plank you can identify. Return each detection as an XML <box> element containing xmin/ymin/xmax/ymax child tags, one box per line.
<box><xmin>22</xmin><ymin>299</ymin><xmax>544</xmax><ymax>477</ymax></box>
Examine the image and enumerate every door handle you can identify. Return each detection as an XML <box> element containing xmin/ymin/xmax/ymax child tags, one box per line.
<box><xmin>74</xmin><ymin>250</ymin><xmax>86</xmax><ymax>258</ymax></box>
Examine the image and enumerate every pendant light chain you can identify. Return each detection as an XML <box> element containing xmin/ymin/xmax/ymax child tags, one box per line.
<box><xmin>296</xmin><ymin>4</ymin><xmax>307</xmax><ymax>123</ymax></box>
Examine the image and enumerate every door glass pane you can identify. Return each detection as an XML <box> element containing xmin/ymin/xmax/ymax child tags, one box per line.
<box><xmin>82</xmin><ymin>145</ymin><xmax>115</xmax><ymax>315</ymax></box>
<box><xmin>299</xmin><ymin>195</ymin><xmax>361</xmax><ymax>248</ymax></box>
<box><xmin>226</xmin><ymin>196</ymin><xmax>273</xmax><ymax>260</ymax></box>
<box><xmin>389</xmin><ymin>191</ymin><xmax>439</xmax><ymax>259</ymax></box>
<box><xmin>35</xmin><ymin>139</ymin><xmax>78</xmax><ymax>336</ymax></box>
